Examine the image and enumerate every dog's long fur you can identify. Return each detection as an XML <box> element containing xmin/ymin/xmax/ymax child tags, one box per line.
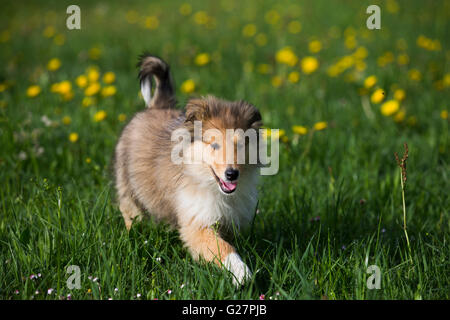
<box><xmin>114</xmin><ymin>54</ymin><xmax>262</xmax><ymax>285</ymax></box>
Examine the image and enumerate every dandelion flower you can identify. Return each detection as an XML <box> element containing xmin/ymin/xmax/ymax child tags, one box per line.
<box><xmin>43</xmin><ymin>26</ymin><xmax>55</xmax><ymax>38</ymax></box>
<box><xmin>440</xmin><ymin>110</ymin><xmax>448</xmax><ymax>119</ymax></box>
<box><xmin>62</xmin><ymin>116</ymin><xmax>72</xmax><ymax>125</ymax></box>
<box><xmin>380</xmin><ymin>100</ymin><xmax>399</xmax><ymax>116</ymax></box>
<box><xmin>308</xmin><ymin>40</ymin><xmax>322</xmax><ymax>53</ymax></box>
<box><xmin>370</xmin><ymin>88</ymin><xmax>385</xmax><ymax>104</ymax></box>
<box><xmin>275</xmin><ymin>47</ymin><xmax>298</xmax><ymax>67</ymax></box>
<box><xmin>179</xmin><ymin>3</ymin><xmax>192</xmax><ymax>16</ymax></box>
<box><xmin>255</xmin><ymin>33</ymin><xmax>267</xmax><ymax>46</ymax></box>
<box><xmin>94</xmin><ymin>110</ymin><xmax>107</xmax><ymax>122</ymax></box>
<box><xmin>242</xmin><ymin>24</ymin><xmax>257</xmax><ymax>37</ymax></box>
<box><xmin>85</xmin><ymin>83</ymin><xmax>101</xmax><ymax>96</ymax></box>
<box><xmin>292</xmin><ymin>125</ymin><xmax>308</xmax><ymax>135</ymax></box>
<box><xmin>288</xmin><ymin>20</ymin><xmax>302</xmax><ymax>34</ymax></box>
<box><xmin>313</xmin><ymin>121</ymin><xmax>327</xmax><ymax>131</ymax></box>
<box><xmin>89</xmin><ymin>47</ymin><xmax>102</xmax><ymax>60</ymax></box>
<box><xmin>394</xmin><ymin>89</ymin><xmax>406</xmax><ymax>101</ymax></box>
<box><xmin>26</xmin><ymin>85</ymin><xmax>41</xmax><ymax>98</ymax></box>
<box><xmin>69</xmin><ymin>133</ymin><xmax>79</xmax><ymax>143</ymax></box>
<box><xmin>144</xmin><ymin>16</ymin><xmax>159</xmax><ymax>30</ymax></box>
<box><xmin>47</xmin><ymin>58</ymin><xmax>61</xmax><ymax>71</ymax></box>
<box><xmin>103</xmin><ymin>72</ymin><xmax>116</xmax><ymax>84</ymax></box>
<box><xmin>195</xmin><ymin>53</ymin><xmax>210</xmax><ymax>66</ymax></box>
<box><xmin>82</xmin><ymin>97</ymin><xmax>94</xmax><ymax>107</ymax></box>
<box><xmin>118</xmin><ymin>114</ymin><xmax>127</xmax><ymax>122</ymax></box>
<box><xmin>76</xmin><ymin>75</ymin><xmax>88</xmax><ymax>88</ymax></box>
<box><xmin>86</xmin><ymin>157</ymin><xmax>92</xmax><ymax>164</ymax></box>
<box><xmin>101</xmin><ymin>85</ymin><xmax>117</xmax><ymax>97</ymax></box>
<box><xmin>408</xmin><ymin>69</ymin><xmax>422</xmax><ymax>81</ymax></box>
<box><xmin>271</xmin><ymin>76</ymin><xmax>282</xmax><ymax>88</ymax></box>
<box><xmin>288</xmin><ymin>71</ymin><xmax>300</xmax><ymax>83</ymax></box>
<box><xmin>301</xmin><ymin>56</ymin><xmax>319</xmax><ymax>74</ymax></box>
<box><xmin>364</xmin><ymin>75</ymin><xmax>377</xmax><ymax>89</ymax></box>
<box><xmin>87</xmin><ymin>67</ymin><xmax>100</xmax><ymax>82</ymax></box>
<box><xmin>394</xmin><ymin>109</ymin><xmax>406</xmax><ymax>122</ymax></box>
<box><xmin>181</xmin><ymin>79</ymin><xmax>195</xmax><ymax>93</ymax></box>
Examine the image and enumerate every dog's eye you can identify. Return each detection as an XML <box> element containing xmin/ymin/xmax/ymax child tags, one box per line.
<box><xmin>211</xmin><ymin>143</ymin><xmax>220</xmax><ymax>150</ymax></box>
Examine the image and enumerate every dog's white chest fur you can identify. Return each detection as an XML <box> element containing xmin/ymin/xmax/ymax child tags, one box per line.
<box><xmin>175</xmin><ymin>169</ymin><xmax>259</xmax><ymax>229</ymax></box>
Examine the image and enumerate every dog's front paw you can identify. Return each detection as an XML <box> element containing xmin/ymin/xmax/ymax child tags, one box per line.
<box><xmin>223</xmin><ymin>252</ymin><xmax>252</xmax><ymax>286</ymax></box>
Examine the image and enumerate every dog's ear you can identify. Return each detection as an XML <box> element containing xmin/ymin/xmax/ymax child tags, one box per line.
<box><xmin>185</xmin><ymin>98</ymin><xmax>210</xmax><ymax>123</ymax></box>
<box><xmin>249</xmin><ymin>109</ymin><xmax>263</xmax><ymax>129</ymax></box>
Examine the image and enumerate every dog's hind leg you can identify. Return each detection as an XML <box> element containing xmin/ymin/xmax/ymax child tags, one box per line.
<box><xmin>179</xmin><ymin>223</ymin><xmax>252</xmax><ymax>286</ymax></box>
<box><xmin>119</xmin><ymin>194</ymin><xmax>141</xmax><ymax>231</ymax></box>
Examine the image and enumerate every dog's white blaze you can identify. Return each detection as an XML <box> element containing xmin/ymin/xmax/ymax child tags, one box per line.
<box><xmin>224</xmin><ymin>252</ymin><xmax>252</xmax><ymax>286</ymax></box>
<box><xmin>141</xmin><ymin>77</ymin><xmax>152</xmax><ymax>107</ymax></box>
<box><xmin>175</xmin><ymin>167</ymin><xmax>259</xmax><ymax>229</ymax></box>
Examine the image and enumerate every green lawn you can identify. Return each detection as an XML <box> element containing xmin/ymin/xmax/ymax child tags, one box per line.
<box><xmin>0</xmin><ymin>0</ymin><xmax>448</xmax><ymax>300</ymax></box>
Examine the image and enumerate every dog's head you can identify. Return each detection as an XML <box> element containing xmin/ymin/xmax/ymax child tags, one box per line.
<box><xmin>183</xmin><ymin>96</ymin><xmax>263</xmax><ymax>195</ymax></box>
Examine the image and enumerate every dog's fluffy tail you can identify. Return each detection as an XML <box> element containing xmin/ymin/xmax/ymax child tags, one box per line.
<box><xmin>138</xmin><ymin>53</ymin><xmax>175</xmax><ymax>109</ymax></box>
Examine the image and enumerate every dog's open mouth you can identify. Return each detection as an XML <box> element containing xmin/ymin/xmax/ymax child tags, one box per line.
<box><xmin>210</xmin><ymin>167</ymin><xmax>237</xmax><ymax>194</ymax></box>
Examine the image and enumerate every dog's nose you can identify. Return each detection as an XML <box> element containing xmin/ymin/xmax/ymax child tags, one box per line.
<box><xmin>225</xmin><ymin>168</ymin><xmax>239</xmax><ymax>181</ymax></box>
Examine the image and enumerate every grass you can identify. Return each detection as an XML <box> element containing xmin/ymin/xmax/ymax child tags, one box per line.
<box><xmin>0</xmin><ymin>0</ymin><xmax>449</xmax><ymax>300</ymax></box>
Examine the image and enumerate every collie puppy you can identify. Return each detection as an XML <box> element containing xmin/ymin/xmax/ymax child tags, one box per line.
<box><xmin>114</xmin><ymin>54</ymin><xmax>263</xmax><ymax>285</ymax></box>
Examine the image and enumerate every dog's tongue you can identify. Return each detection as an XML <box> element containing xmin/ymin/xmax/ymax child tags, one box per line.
<box><xmin>220</xmin><ymin>179</ymin><xmax>237</xmax><ymax>191</ymax></box>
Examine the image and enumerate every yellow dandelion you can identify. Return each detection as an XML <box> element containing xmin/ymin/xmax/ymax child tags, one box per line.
<box><xmin>408</xmin><ymin>69</ymin><xmax>422</xmax><ymax>81</ymax></box>
<box><xmin>87</xmin><ymin>68</ymin><xmax>100</xmax><ymax>82</ymax></box>
<box><xmin>85</xmin><ymin>83</ymin><xmax>101</xmax><ymax>96</ymax></box>
<box><xmin>364</xmin><ymin>75</ymin><xmax>377</xmax><ymax>89</ymax></box>
<box><xmin>440</xmin><ymin>110</ymin><xmax>448</xmax><ymax>119</ymax></box>
<box><xmin>82</xmin><ymin>97</ymin><xmax>94</xmax><ymax>107</ymax></box>
<box><xmin>255</xmin><ymin>33</ymin><xmax>268</xmax><ymax>46</ymax></box>
<box><xmin>394</xmin><ymin>109</ymin><xmax>406</xmax><ymax>122</ymax></box>
<box><xmin>76</xmin><ymin>75</ymin><xmax>88</xmax><ymax>88</ymax></box>
<box><xmin>193</xmin><ymin>11</ymin><xmax>209</xmax><ymax>25</ymax></box>
<box><xmin>53</xmin><ymin>34</ymin><xmax>65</xmax><ymax>46</ymax></box>
<box><xmin>181</xmin><ymin>79</ymin><xmax>195</xmax><ymax>94</ymax></box>
<box><xmin>86</xmin><ymin>157</ymin><xmax>92</xmax><ymax>164</ymax></box>
<box><xmin>101</xmin><ymin>85</ymin><xmax>117</xmax><ymax>97</ymax></box>
<box><xmin>179</xmin><ymin>3</ymin><xmax>192</xmax><ymax>16</ymax></box>
<box><xmin>62</xmin><ymin>116</ymin><xmax>72</xmax><ymax>125</ymax></box>
<box><xmin>51</xmin><ymin>81</ymin><xmax>72</xmax><ymax>95</ymax></box>
<box><xmin>394</xmin><ymin>89</ymin><xmax>406</xmax><ymax>101</ymax></box>
<box><xmin>264</xmin><ymin>10</ymin><xmax>280</xmax><ymax>25</ymax></box>
<box><xmin>195</xmin><ymin>53</ymin><xmax>210</xmax><ymax>66</ymax></box>
<box><xmin>242</xmin><ymin>24</ymin><xmax>257</xmax><ymax>38</ymax></box>
<box><xmin>380</xmin><ymin>100</ymin><xmax>399</xmax><ymax>116</ymax></box>
<box><xmin>94</xmin><ymin>110</ymin><xmax>107</xmax><ymax>122</ymax></box>
<box><xmin>353</xmin><ymin>46</ymin><xmax>368</xmax><ymax>59</ymax></box>
<box><xmin>275</xmin><ymin>47</ymin><xmax>298</xmax><ymax>67</ymax></box>
<box><xmin>301</xmin><ymin>56</ymin><xmax>319</xmax><ymax>74</ymax></box>
<box><xmin>288</xmin><ymin>71</ymin><xmax>300</xmax><ymax>83</ymax></box>
<box><xmin>308</xmin><ymin>40</ymin><xmax>322</xmax><ymax>54</ymax></box>
<box><xmin>313</xmin><ymin>121</ymin><xmax>327</xmax><ymax>131</ymax></box>
<box><xmin>103</xmin><ymin>72</ymin><xmax>116</xmax><ymax>84</ymax></box>
<box><xmin>292</xmin><ymin>125</ymin><xmax>308</xmax><ymax>135</ymax></box>
<box><xmin>43</xmin><ymin>26</ymin><xmax>55</xmax><ymax>38</ymax></box>
<box><xmin>271</xmin><ymin>76</ymin><xmax>282</xmax><ymax>88</ymax></box>
<box><xmin>257</xmin><ymin>64</ymin><xmax>271</xmax><ymax>74</ymax></box>
<box><xmin>69</xmin><ymin>133</ymin><xmax>79</xmax><ymax>143</ymax></box>
<box><xmin>345</xmin><ymin>36</ymin><xmax>357</xmax><ymax>50</ymax></box>
<box><xmin>397</xmin><ymin>53</ymin><xmax>409</xmax><ymax>65</ymax></box>
<box><xmin>370</xmin><ymin>88</ymin><xmax>385</xmax><ymax>104</ymax></box>
<box><xmin>89</xmin><ymin>47</ymin><xmax>102</xmax><ymax>60</ymax></box>
<box><xmin>144</xmin><ymin>16</ymin><xmax>159</xmax><ymax>30</ymax></box>
<box><xmin>288</xmin><ymin>21</ymin><xmax>302</xmax><ymax>34</ymax></box>
<box><xmin>118</xmin><ymin>113</ymin><xmax>127</xmax><ymax>122</ymax></box>
<box><xmin>443</xmin><ymin>74</ymin><xmax>450</xmax><ymax>87</ymax></box>
<box><xmin>26</xmin><ymin>85</ymin><xmax>41</xmax><ymax>98</ymax></box>
<box><xmin>47</xmin><ymin>58</ymin><xmax>61</xmax><ymax>71</ymax></box>
<box><xmin>0</xmin><ymin>82</ymin><xmax>8</xmax><ymax>92</ymax></box>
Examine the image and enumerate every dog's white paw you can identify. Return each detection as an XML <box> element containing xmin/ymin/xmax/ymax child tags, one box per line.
<box><xmin>223</xmin><ymin>252</ymin><xmax>252</xmax><ymax>286</ymax></box>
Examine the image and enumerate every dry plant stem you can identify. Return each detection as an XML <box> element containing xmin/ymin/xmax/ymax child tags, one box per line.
<box><xmin>400</xmin><ymin>169</ymin><xmax>412</xmax><ymax>262</ymax></box>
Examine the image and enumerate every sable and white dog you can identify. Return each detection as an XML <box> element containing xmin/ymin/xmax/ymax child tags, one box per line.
<box><xmin>114</xmin><ymin>54</ymin><xmax>263</xmax><ymax>285</ymax></box>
